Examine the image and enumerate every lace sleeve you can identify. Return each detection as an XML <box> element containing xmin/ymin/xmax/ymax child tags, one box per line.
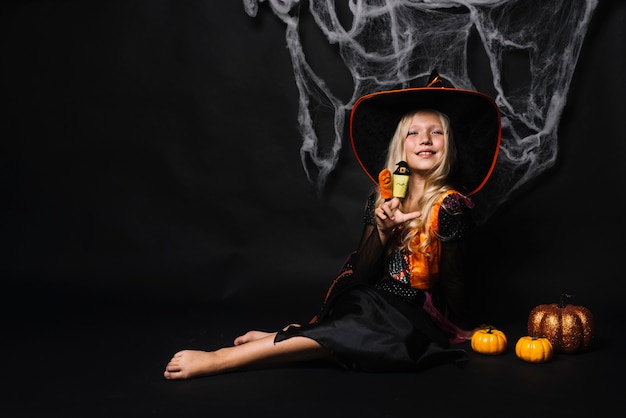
<box><xmin>435</xmin><ymin>192</ymin><xmax>477</xmax><ymax>330</ymax></box>
<box><xmin>363</xmin><ymin>191</ymin><xmax>377</xmax><ymax>226</ymax></box>
<box><xmin>351</xmin><ymin>191</ymin><xmax>386</xmax><ymax>284</ymax></box>
<box><xmin>437</xmin><ymin>192</ymin><xmax>475</xmax><ymax>242</ymax></box>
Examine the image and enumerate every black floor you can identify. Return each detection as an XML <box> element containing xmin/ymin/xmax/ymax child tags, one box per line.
<box><xmin>4</xmin><ymin>280</ymin><xmax>624</xmax><ymax>418</ymax></box>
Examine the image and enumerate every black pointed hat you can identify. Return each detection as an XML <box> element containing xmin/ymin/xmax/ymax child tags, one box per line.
<box><xmin>350</xmin><ymin>71</ymin><xmax>501</xmax><ymax>195</ymax></box>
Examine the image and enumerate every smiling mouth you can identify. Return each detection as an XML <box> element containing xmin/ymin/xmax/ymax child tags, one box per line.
<box><xmin>417</xmin><ymin>151</ymin><xmax>435</xmax><ymax>156</ymax></box>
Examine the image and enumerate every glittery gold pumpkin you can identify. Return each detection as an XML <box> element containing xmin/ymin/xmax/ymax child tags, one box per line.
<box><xmin>527</xmin><ymin>294</ymin><xmax>594</xmax><ymax>353</ymax></box>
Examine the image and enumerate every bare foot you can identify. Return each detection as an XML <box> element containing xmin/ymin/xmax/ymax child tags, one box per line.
<box><xmin>164</xmin><ymin>350</ymin><xmax>222</xmax><ymax>380</ymax></box>
<box><xmin>233</xmin><ymin>324</ymin><xmax>301</xmax><ymax>345</ymax></box>
<box><xmin>234</xmin><ymin>330</ymin><xmax>273</xmax><ymax>345</ymax></box>
<box><xmin>459</xmin><ymin>329</ymin><xmax>475</xmax><ymax>340</ymax></box>
<box><xmin>461</xmin><ymin>324</ymin><xmax>492</xmax><ymax>340</ymax></box>
<box><xmin>164</xmin><ymin>333</ymin><xmax>328</xmax><ymax>380</ymax></box>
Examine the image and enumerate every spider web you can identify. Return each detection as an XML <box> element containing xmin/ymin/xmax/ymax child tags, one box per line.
<box><xmin>243</xmin><ymin>0</ymin><xmax>598</xmax><ymax>221</ymax></box>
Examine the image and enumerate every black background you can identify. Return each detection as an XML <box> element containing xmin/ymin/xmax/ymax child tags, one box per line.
<box><xmin>2</xmin><ymin>1</ymin><xmax>625</xmax><ymax>417</ymax></box>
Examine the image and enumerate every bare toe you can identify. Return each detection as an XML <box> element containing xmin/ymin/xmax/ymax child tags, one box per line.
<box><xmin>163</xmin><ymin>350</ymin><xmax>219</xmax><ymax>380</ymax></box>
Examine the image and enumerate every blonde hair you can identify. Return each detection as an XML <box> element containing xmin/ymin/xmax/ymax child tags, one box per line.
<box><xmin>375</xmin><ymin>109</ymin><xmax>457</xmax><ymax>252</ymax></box>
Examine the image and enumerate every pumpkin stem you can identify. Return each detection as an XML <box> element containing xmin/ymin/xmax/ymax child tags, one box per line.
<box><xmin>487</xmin><ymin>326</ymin><xmax>493</xmax><ymax>334</ymax></box>
<box><xmin>558</xmin><ymin>293</ymin><xmax>573</xmax><ymax>308</ymax></box>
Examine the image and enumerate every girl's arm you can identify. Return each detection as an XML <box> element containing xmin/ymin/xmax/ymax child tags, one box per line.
<box><xmin>351</xmin><ymin>223</ymin><xmax>387</xmax><ymax>284</ymax></box>
<box><xmin>436</xmin><ymin>192</ymin><xmax>476</xmax><ymax>329</ymax></box>
<box><xmin>350</xmin><ymin>193</ymin><xmax>388</xmax><ymax>284</ymax></box>
<box><xmin>352</xmin><ymin>193</ymin><xmax>420</xmax><ymax>284</ymax></box>
<box><xmin>438</xmin><ymin>239</ymin><xmax>474</xmax><ymax>329</ymax></box>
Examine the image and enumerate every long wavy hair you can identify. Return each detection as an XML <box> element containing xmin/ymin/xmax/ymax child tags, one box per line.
<box><xmin>375</xmin><ymin>109</ymin><xmax>457</xmax><ymax>253</ymax></box>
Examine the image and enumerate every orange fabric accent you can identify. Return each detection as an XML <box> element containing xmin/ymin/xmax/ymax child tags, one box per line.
<box><xmin>407</xmin><ymin>190</ymin><xmax>456</xmax><ymax>290</ymax></box>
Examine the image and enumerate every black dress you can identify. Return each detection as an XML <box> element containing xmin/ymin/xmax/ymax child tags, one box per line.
<box><xmin>275</xmin><ymin>191</ymin><xmax>475</xmax><ymax>372</ymax></box>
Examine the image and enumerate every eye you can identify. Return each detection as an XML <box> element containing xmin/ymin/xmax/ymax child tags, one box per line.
<box><xmin>406</xmin><ymin>131</ymin><xmax>417</xmax><ymax>137</ymax></box>
<box><xmin>432</xmin><ymin>130</ymin><xmax>443</xmax><ymax>135</ymax></box>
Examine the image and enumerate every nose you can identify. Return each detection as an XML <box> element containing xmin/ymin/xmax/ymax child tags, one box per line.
<box><xmin>419</xmin><ymin>135</ymin><xmax>432</xmax><ymax>145</ymax></box>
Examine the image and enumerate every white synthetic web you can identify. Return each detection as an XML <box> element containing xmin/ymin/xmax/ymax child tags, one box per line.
<box><xmin>243</xmin><ymin>0</ymin><xmax>598</xmax><ymax>221</ymax></box>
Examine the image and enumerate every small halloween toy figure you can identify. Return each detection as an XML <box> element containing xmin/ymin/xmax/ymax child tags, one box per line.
<box><xmin>378</xmin><ymin>168</ymin><xmax>393</xmax><ymax>200</ymax></box>
<box><xmin>392</xmin><ymin>161</ymin><xmax>410</xmax><ymax>198</ymax></box>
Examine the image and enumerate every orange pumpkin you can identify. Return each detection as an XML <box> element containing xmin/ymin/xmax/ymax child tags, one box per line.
<box><xmin>470</xmin><ymin>326</ymin><xmax>508</xmax><ymax>355</ymax></box>
<box><xmin>515</xmin><ymin>335</ymin><xmax>553</xmax><ymax>363</ymax></box>
<box><xmin>527</xmin><ymin>293</ymin><xmax>594</xmax><ymax>353</ymax></box>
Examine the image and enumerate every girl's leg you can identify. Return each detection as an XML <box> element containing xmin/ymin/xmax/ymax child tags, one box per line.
<box><xmin>234</xmin><ymin>330</ymin><xmax>273</xmax><ymax>345</ymax></box>
<box><xmin>163</xmin><ymin>333</ymin><xmax>327</xmax><ymax>380</ymax></box>
<box><xmin>233</xmin><ymin>324</ymin><xmax>301</xmax><ymax>345</ymax></box>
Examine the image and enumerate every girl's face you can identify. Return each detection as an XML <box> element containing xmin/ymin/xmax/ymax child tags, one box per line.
<box><xmin>403</xmin><ymin>111</ymin><xmax>446</xmax><ymax>175</ymax></box>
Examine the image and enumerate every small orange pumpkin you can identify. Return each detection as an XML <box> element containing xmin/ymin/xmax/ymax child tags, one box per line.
<box><xmin>470</xmin><ymin>326</ymin><xmax>508</xmax><ymax>355</ymax></box>
<box><xmin>515</xmin><ymin>335</ymin><xmax>553</xmax><ymax>363</ymax></box>
<box><xmin>527</xmin><ymin>293</ymin><xmax>594</xmax><ymax>353</ymax></box>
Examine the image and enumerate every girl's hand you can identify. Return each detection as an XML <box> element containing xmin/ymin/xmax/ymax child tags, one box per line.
<box><xmin>375</xmin><ymin>197</ymin><xmax>420</xmax><ymax>238</ymax></box>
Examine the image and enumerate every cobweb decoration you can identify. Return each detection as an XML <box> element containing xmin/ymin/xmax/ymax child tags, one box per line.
<box><xmin>243</xmin><ymin>0</ymin><xmax>598</xmax><ymax>222</ymax></box>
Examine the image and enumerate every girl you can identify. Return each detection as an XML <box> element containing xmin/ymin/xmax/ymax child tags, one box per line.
<box><xmin>164</xmin><ymin>73</ymin><xmax>501</xmax><ymax>379</ymax></box>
